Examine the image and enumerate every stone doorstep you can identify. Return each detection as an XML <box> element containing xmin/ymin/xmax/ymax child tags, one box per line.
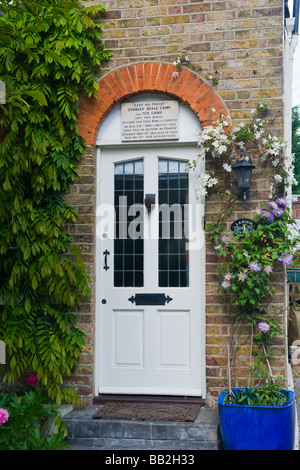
<box><xmin>62</xmin><ymin>378</ymin><xmax>300</xmax><ymax>450</ymax></box>
<box><xmin>62</xmin><ymin>405</ymin><xmax>220</xmax><ymax>450</ymax></box>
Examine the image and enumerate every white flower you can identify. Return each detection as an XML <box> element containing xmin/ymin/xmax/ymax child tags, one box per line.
<box><xmin>218</xmin><ymin>145</ymin><xmax>228</xmax><ymax>154</ymax></box>
<box><xmin>194</xmin><ymin>173</ymin><xmax>218</xmax><ymax>198</ymax></box>
<box><xmin>223</xmin><ymin>163</ymin><xmax>232</xmax><ymax>172</ymax></box>
<box><xmin>198</xmin><ymin>173</ymin><xmax>210</xmax><ymax>184</ymax></box>
<box><xmin>172</xmin><ymin>71</ymin><xmax>179</xmax><ymax>79</ymax></box>
<box><xmin>195</xmin><ymin>186</ymin><xmax>207</xmax><ymax>197</ymax></box>
<box><xmin>274</xmin><ymin>174</ymin><xmax>283</xmax><ymax>183</ymax></box>
<box><xmin>269</xmin><ymin>183</ymin><xmax>274</xmax><ymax>199</ymax></box>
<box><xmin>212</xmin><ymin>108</ymin><xmax>216</xmax><ymax>113</ymax></box>
<box><xmin>209</xmin><ymin>177</ymin><xmax>218</xmax><ymax>186</ymax></box>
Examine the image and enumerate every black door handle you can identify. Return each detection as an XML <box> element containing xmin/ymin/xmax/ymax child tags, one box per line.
<box><xmin>103</xmin><ymin>250</ymin><xmax>110</xmax><ymax>271</ymax></box>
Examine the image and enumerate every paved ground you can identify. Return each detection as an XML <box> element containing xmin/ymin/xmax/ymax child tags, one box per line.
<box><xmin>61</xmin><ymin>378</ymin><xmax>300</xmax><ymax>451</ymax></box>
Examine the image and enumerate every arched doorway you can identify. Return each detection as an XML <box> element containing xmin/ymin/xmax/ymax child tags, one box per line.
<box><xmin>77</xmin><ymin>63</ymin><xmax>228</xmax><ymax>398</ymax></box>
<box><xmin>77</xmin><ymin>62</ymin><xmax>228</xmax><ymax>146</ymax></box>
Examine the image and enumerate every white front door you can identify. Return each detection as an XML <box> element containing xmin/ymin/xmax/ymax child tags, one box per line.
<box><xmin>96</xmin><ymin>145</ymin><xmax>205</xmax><ymax>396</ymax></box>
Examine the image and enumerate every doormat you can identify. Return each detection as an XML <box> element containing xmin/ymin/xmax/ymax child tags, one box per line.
<box><xmin>93</xmin><ymin>402</ymin><xmax>201</xmax><ymax>422</ymax></box>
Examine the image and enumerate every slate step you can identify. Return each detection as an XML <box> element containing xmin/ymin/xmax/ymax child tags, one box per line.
<box><xmin>62</xmin><ymin>405</ymin><xmax>220</xmax><ymax>450</ymax></box>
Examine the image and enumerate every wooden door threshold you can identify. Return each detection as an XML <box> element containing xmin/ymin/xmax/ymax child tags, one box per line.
<box><xmin>93</xmin><ymin>394</ymin><xmax>206</xmax><ymax>406</ymax></box>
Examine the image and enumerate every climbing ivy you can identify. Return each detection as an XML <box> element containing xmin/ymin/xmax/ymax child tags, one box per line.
<box><xmin>0</xmin><ymin>0</ymin><xmax>111</xmax><ymax>405</ymax></box>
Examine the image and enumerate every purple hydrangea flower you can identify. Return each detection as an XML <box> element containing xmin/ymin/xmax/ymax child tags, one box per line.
<box><xmin>268</xmin><ymin>201</ymin><xmax>278</xmax><ymax>211</ymax></box>
<box><xmin>248</xmin><ymin>261</ymin><xmax>261</xmax><ymax>271</ymax></box>
<box><xmin>264</xmin><ymin>210</ymin><xmax>275</xmax><ymax>222</ymax></box>
<box><xmin>263</xmin><ymin>265</ymin><xmax>273</xmax><ymax>273</ymax></box>
<box><xmin>254</xmin><ymin>207</ymin><xmax>264</xmax><ymax>215</ymax></box>
<box><xmin>276</xmin><ymin>197</ymin><xmax>287</xmax><ymax>207</ymax></box>
<box><xmin>278</xmin><ymin>253</ymin><xmax>292</xmax><ymax>265</ymax></box>
<box><xmin>274</xmin><ymin>207</ymin><xmax>284</xmax><ymax>217</ymax></box>
<box><xmin>238</xmin><ymin>272</ymin><xmax>248</xmax><ymax>282</ymax></box>
<box><xmin>221</xmin><ymin>280</ymin><xmax>231</xmax><ymax>289</ymax></box>
<box><xmin>258</xmin><ymin>322</ymin><xmax>270</xmax><ymax>333</ymax></box>
<box><xmin>221</xmin><ymin>234</ymin><xmax>232</xmax><ymax>243</ymax></box>
<box><xmin>224</xmin><ymin>273</ymin><xmax>233</xmax><ymax>280</ymax></box>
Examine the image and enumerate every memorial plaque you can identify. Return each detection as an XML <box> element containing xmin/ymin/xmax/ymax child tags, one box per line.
<box><xmin>121</xmin><ymin>101</ymin><xmax>179</xmax><ymax>141</ymax></box>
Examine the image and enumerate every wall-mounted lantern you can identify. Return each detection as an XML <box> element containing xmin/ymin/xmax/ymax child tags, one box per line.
<box><xmin>233</xmin><ymin>152</ymin><xmax>255</xmax><ymax>201</ymax></box>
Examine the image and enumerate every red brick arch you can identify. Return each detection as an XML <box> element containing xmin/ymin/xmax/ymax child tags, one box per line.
<box><xmin>77</xmin><ymin>62</ymin><xmax>228</xmax><ymax>145</ymax></box>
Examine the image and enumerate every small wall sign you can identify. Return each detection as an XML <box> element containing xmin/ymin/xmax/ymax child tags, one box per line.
<box><xmin>231</xmin><ymin>218</ymin><xmax>256</xmax><ymax>237</ymax></box>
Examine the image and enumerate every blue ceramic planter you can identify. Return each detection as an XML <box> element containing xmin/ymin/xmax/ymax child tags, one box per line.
<box><xmin>218</xmin><ymin>388</ymin><xmax>295</xmax><ymax>450</ymax></box>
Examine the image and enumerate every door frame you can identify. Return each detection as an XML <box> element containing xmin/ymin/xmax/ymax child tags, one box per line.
<box><xmin>94</xmin><ymin>141</ymin><xmax>207</xmax><ymax>398</ymax></box>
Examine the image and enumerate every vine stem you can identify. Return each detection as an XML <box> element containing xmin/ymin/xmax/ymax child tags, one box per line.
<box><xmin>262</xmin><ymin>341</ymin><xmax>275</xmax><ymax>383</ymax></box>
<box><xmin>249</xmin><ymin>325</ymin><xmax>253</xmax><ymax>388</ymax></box>
<box><xmin>227</xmin><ymin>343</ymin><xmax>232</xmax><ymax>394</ymax></box>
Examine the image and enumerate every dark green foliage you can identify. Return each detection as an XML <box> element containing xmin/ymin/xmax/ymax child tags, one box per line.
<box><xmin>212</xmin><ymin>203</ymin><xmax>298</xmax><ymax>322</ymax></box>
<box><xmin>0</xmin><ymin>0</ymin><xmax>111</xmax><ymax>405</ymax></box>
<box><xmin>224</xmin><ymin>384</ymin><xmax>290</xmax><ymax>406</ymax></box>
<box><xmin>0</xmin><ymin>387</ymin><xmax>68</xmax><ymax>450</ymax></box>
<box><xmin>210</xmin><ymin>200</ymin><xmax>300</xmax><ymax>384</ymax></box>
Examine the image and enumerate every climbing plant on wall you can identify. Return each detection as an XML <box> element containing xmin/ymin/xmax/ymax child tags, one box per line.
<box><xmin>0</xmin><ymin>0</ymin><xmax>111</xmax><ymax>405</ymax></box>
<box><xmin>292</xmin><ymin>106</ymin><xmax>300</xmax><ymax>192</ymax></box>
<box><xmin>189</xmin><ymin>102</ymin><xmax>300</xmax><ymax>391</ymax></box>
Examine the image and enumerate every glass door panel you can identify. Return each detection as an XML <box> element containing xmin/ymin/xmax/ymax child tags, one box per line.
<box><xmin>114</xmin><ymin>160</ymin><xmax>144</xmax><ymax>287</ymax></box>
<box><xmin>158</xmin><ymin>159</ymin><xmax>189</xmax><ymax>287</ymax></box>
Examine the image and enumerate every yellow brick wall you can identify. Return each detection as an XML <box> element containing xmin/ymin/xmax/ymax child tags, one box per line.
<box><xmin>67</xmin><ymin>0</ymin><xmax>286</xmax><ymax>405</ymax></box>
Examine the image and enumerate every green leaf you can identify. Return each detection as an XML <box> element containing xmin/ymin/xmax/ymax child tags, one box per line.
<box><xmin>22</xmin><ymin>91</ymin><xmax>48</xmax><ymax>106</ymax></box>
<box><xmin>25</xmin><ymin>298</ymin><xmax>31</xmax><ymax>313</ymax></box>
<box><xmin>32</xmin><ymin>355</ymin><xmax>38</xmax><ymax>370</ymax></box>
